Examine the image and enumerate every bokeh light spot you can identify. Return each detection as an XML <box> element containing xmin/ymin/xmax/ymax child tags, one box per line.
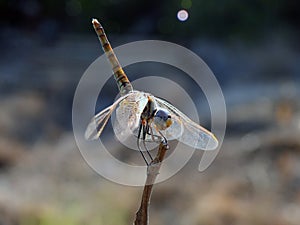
<box><xmin>177</xmin><ymin>9</ymin><xmax>189</xmax><ymax>22</ymax></box>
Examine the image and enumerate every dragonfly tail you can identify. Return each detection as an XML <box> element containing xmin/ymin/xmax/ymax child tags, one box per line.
<box><xmin>92</xmin><ymin>18</ymin><xmax>133</xmax><ymax>96</ymax></box>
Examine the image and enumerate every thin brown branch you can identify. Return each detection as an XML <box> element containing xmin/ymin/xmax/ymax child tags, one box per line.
<box><xmin>134</xmin><ymin>141</ymin><xmax>169</xmax><ymax>225</ymax></box>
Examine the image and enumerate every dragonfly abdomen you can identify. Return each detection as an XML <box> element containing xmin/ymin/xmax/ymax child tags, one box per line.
<box><xmin>92</xmin><ymin>19</ymin><xmax>133</xmax><ymax>96</ymax></box>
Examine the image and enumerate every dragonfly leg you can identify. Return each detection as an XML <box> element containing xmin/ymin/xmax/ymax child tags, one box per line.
<box><xmin>142</xmin><ymin>140</ymin><xmax>153</xmax><ymax>160</ymax></box>
<box><xmin>137</xmin><ymin>139</ymin><xmax>150</xmax><ymax>166</ymax></box>
<box><xmin>143</xmin><ymin>123</ymin><xmax>153</xmax><ymax>161</ymax></box>
<box><xmin>137</xmin><ymin>122</ymin><xmax>149</xmax><ymax>166</ymax></box>
<box><xmin>157</xmin><ymin>130</ymin><xmax>168</xmax><ymax>145</ymax></box>
<box><xmin>148</xmin><ymin>126</ymin><xmax>162</xmax><ymax>143</ymax></box>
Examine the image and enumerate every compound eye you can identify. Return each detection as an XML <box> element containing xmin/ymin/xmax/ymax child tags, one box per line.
<box><xmin>155</xmin><ymin>109</ymin><xmax>170</xmax><ymax>120</ymax></box>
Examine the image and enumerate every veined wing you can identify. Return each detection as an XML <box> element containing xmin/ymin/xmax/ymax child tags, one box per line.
<box><xmin>155</xmin><ymin>97</ymin><xmax>218</xmax><ymax>150</ymax></box>
<box><xmin>85</xmin><ymin>91</ymin><xmax>145</xmax><ymax>140</ymax></box>
<box><xmin>113</xmin><ymin>91</ymin><xmax>149</xmax><ymax>138</ymax></box>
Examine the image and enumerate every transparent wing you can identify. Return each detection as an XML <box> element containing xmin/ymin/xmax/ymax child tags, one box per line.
<box><xmin>113</xmin><ymin>92</ymin><xmax>149</xmax><ymax>138</ymax></box>
<box><xmin>115</xmin><ymin>93</ymin><xmax>182</xmax><ymax>143</ymax></box>
<box><xmin>85</xmin><ymin>91</ymin><xmax>143</xmax><ymax>140</ymax></box>
<box><xmin>155</xmin><ymin>97</ymin><xmax>218</xmax><ymax>150</ymax></box>
<box><xmin>85</xmin><ymin>104</ymin><xmax>113</xmax><ymax>140</ymax></box>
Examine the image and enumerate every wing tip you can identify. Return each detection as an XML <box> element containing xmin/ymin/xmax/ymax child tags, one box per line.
<box><xmin>84</xmin><ymin>120</ymin><xmax>99</xmax><ymax>141</ymax></box>
<box><xmin>84</xmin><ymin>132</ymin><xmax>98</xmax><ymax>141</ymax></box>
<box><xmin>84</xmin><ymin>127</ymin><xmax>94</xmax><ymax>141</ymax></box>
<box><xmin>205</xmin><ymin>135</ymin><xmax>219</xmax><ymax>150</ymax></box>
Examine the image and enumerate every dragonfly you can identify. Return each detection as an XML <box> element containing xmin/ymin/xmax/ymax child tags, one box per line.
<box><xmin>85</xmin><ymin>19</ymin><xmax>218</xmax><ymax>165</ymax></box>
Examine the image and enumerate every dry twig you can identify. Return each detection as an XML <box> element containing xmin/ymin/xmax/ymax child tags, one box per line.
<box><xmin>134</xmin><ymin>140</ymin><xmax>169</xmax><ymax>225</ymax></box>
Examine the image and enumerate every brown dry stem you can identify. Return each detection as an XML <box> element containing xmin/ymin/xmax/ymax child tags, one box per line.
<box><xmin>134</xmin><ymin>141</ymin><xmax>169</xmax><ymax>225</ymax></box>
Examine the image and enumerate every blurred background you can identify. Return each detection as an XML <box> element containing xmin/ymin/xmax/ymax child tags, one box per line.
<box><xmin>1</xmin><ymin>0</ymin><xmax>300</xmax><ymax>224</ymax></box>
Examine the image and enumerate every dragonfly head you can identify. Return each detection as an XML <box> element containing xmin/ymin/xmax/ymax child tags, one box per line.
<box><xmin>153</xmin><ymin>108</ymin><xmax>172</xmax><ymax>130</ymax></box>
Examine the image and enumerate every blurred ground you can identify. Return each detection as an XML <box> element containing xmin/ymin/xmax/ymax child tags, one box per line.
<box><xmin>0</xmin><ymin>28</ymin><xmax>299</xmax><ymax>225</ymax></box>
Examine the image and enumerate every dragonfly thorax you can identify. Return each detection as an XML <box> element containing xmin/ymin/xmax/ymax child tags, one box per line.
<box><xmin>153</xmin><ymin>108</ymin><xmax>172</xmax><ymax>130</ymax></box>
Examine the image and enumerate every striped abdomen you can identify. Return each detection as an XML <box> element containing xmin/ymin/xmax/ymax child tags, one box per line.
<box><xmin>92</xmin><ymin>18</ymin><xmax>133</xmax><ymax>96</ymax></box>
